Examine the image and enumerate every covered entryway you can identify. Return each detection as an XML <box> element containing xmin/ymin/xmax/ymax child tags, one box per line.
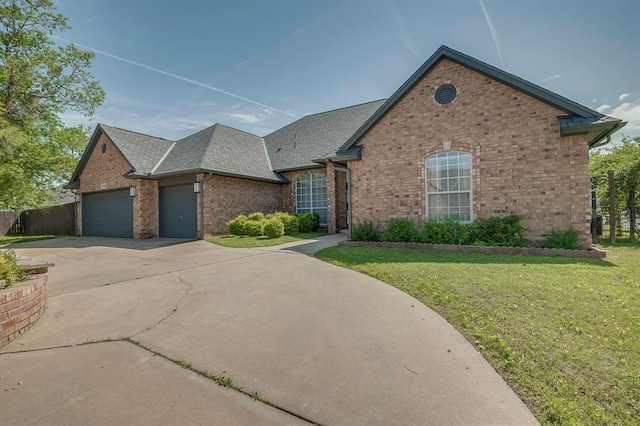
<box><xmin>159</xmin><ymin>184</ymin><xmax>197</xmax><ymax>238</ymax></box>
<box><xmin>83</xmin><ymin>189</ymin><xmax>133</xmax><ymax>238</ymax></box>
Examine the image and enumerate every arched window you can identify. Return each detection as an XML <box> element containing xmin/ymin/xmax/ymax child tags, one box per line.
<box><xmin>295</xmin><ymin>173</ymin><xmax>327</xmax><ymax>224</ymax></box>
<box><xmin>425</xmin><ymin>151</ymin><xmax>472</xmax><ymax>222</ymax></box>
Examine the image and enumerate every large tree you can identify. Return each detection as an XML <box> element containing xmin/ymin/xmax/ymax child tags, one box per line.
<box><xmin>0</xmin><ymin>0</ymin><xmax>104</xmax><ymax>209</ymax></box>
<box><xmin>590</xmin><ymin>136</ymin><xmax>640</xmax><ymax>240</ymax></box>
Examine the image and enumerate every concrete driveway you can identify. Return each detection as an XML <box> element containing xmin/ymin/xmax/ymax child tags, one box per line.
<box><xmin>1</xmin><ymin>235</ymin><xmax>538</xmax><ymax>425</ymax></box>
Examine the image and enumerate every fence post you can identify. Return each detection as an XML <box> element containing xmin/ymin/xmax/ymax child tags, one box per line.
<box><xmin>608</xmin><ymin>170</ymin><xmax>615</xmax><ymax>244</ymax></box>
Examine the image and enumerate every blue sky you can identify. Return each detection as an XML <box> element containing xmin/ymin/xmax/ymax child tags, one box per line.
<box><xmin>55</xmin><ymin>0</ymin><xmax>639</xmax><ymax>144</ymax></box>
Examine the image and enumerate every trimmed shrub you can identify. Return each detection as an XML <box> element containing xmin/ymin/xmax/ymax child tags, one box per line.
<box><xmin>244</xmin><ymin>219</ymin><xmax>263</xmax><ymax>237</ymax></box>
<box><xmin>419</xmin><ymin>219</ymin><xmax>471</xmax><ymax>245</ymax></box>
<box><xmin>247</xmin><ymin>212</ymin><xmax>265</xmax><ymax>222</ymax></box>
<box><xmin>382</xmin><ymin>218</ymin><xmax>419</xmax><ymax>243</ymax></box>
<box><xmin>227</xmin><ymin>215</ymin><xmax>248</xmax><ymax>236</ymax></box>
<box><xmin>0</xmin><ymin>250</ymin><xmax>26</xmax><ymax>286</ymax></box>
<box><xmin>263</xmin><ymin>217</ymin><xmax>285</xmax><ymax>239</ymax></box>
<box><xmin>544</xmin><ymin>228</ymin><xmax>578</xmax><ymax>250</ymax></box>
<box><xmin>351</xmin><ymin>221</ymin><xmax>381</xmax><ymax>242</ymax></box>
<box><xmin>297</xmin><ymin>212</ymin><xmax>320</xmax><ymax>233</ymax></box>
<box><xmin>470</xmin><ymin>215</ymin><xmax>525</xmax><ymax>247</ymax></box>
<box><xmin>268</xmin><ymin>212</ymin><xmax>298</xmax><ymax>235</ymax></box>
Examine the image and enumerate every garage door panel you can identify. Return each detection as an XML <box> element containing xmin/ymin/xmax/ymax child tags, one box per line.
<box><xmin>159</xmin><ymin>185</ymin><xmax>197</xmax><ymax>238</ymax></box>
<box><xmin>83</xmin><ymin>189</ymin><xmax>133</xmax><ymax>238</ymax></box>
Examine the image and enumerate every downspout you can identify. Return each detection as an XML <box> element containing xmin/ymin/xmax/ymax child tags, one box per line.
<box><xmin>198</xmin><ymin>176</ymin><xmax>206</xmax><ymax>240</ymax></box>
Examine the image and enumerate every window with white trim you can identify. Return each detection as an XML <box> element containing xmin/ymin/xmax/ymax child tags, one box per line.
<box><xmin>295</xmin><ymin>173</ymin><xmax>327</xmax><ymax>224</ymax></box>
<box><xmin>425</xmin><ymin>151</ymin><xmax>472</xmax><ymax>222</ymax></box>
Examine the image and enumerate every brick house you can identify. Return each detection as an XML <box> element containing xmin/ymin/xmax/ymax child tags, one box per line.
<box><xmin>67</xmin><ymin>46</ymin><xmax>625</xmax><ymax>248</ymax></box>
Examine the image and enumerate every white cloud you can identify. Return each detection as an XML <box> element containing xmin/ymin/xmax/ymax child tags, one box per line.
<box><xmin>542</xmin><ymin>74</ymin><xmax>561</xmax><ymax>82</ymax></box>
<box><xmin>595</xmin><ymin>104</ymin><xmax>611</xmax><ymax>113</ymax></box>
<box><xmin>229</xmin><ymin>113</ymin><xmax>262</xmax><ymax>124</ymax></box>
<box><xmin>610</xmin><ymin>101</ymin><xmax>640</xmax><ymax>132</ymax></box>
<box><xmin>619</xmin><ymin>93</ymin><xmax>630</xmax><ymax>102</ymax></box>
<box><xmin>160</xmin><ymin>118</ymin><xmax>214</xmax><ymax>131</ymax></box>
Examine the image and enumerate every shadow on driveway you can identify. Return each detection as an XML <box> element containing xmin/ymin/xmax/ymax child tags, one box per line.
<box><xmin>1</xmin><ymin>236</ymin><xmax>193</xmax><ymax>251</ymax></box>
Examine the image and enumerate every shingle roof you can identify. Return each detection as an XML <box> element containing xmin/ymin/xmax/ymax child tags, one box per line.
<box><xmin>264</xmin><ymin>100</ymin><xmax>385</xmax><ymax>171</ymax></box>
<box><xmin>100</xmin><ymin>124</ymin><xmax>174</xmax><ymax>175</ymax></box>
<box><xmin>152</xmin><ymin>124</ymin><xmax>284</xmax><ymax>182</ymax></box>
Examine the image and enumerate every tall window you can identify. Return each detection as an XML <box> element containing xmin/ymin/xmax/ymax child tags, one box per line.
<box><xmin>296</xmin><ymin>173</ymin><xmax>327</xmax><ymax>224</ymax></box>
<box><xmin>426</xmin><ymin>151</ymin><xmax>472</xmax><ymax>222</ymax></box>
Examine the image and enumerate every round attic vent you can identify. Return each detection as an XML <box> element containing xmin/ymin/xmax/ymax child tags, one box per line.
<box><xmin>435</xmin><ymin>84</ymin><xmax>456</xmax><ymax>104</ymax></box>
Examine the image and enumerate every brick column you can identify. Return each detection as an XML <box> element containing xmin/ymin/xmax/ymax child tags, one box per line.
<box><xmin>327</xmin><ymin>162</ymin><xmax>337</xmax><ymax>233</ymax></box>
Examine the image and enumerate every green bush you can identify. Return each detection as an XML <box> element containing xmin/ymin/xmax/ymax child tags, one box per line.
<box><xmin>544</xmin><ymin>228</ymin><xmax>578</xmax><ymax>250</ymax></box>
<box><xmin>227</xmin><ymin>215</ymin><xmax>248</xmax><ymax>236</ymax></box>
<box><xmin>419</xmin><ymin>219</ymin><xmax>471</xmax><ymax>244</ymax></box>
<box><xmin>470</xmin><ymin>215</ymin><xmax>525</xmax><ymax>247</ymax></box>
<box><xmin>244</xmin><ymin>219</ymin><xmax>263</xmax><ymax>237</ymax></box>
<box><xmin>297</xmin><ymin>213</ymin><xmax>320</xmax><ymax>233</ymax></box>
<box><xmin>247</xmin><ymin>212</ymin><xmax>265</xmax><ymax>222</ymax></box>
<box><xmin>382</xmin><ymin>218</ymin><xmax>418</xmax><ymax>243</ymax></box>
<box><xmin>351</xmin><ymin>221</ymin><xmax>381</xmax><ymax>242</ymax></box>
<box><xmin>0</xmin><ymin>250</ymin><xmax>26</xmax><ymax>286</ymax></box>
<box><xmin>263</xmin><ymin>217</ymin><xmax>285</xmax><ymax>239</ymax></box>
<box><xmin>268</xmin><ymin>212</ymin><xmax>298</xmax><ymax>235</ymax></box>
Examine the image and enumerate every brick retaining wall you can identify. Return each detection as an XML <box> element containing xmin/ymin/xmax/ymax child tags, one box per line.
<box><xmin>339</xmin><ymin>241</ymin><xmax>606</xmax><ymax>259</ymax></box>
<box><xmin>0</xmin><ymin>276</ymin><xmax>48</xmax><ymax>349</ymax></box>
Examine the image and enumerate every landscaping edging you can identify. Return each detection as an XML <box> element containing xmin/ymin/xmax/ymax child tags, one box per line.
<box><xmin>0</xmin><ymin>276</ymin><xmax>48</xmax><ymax>349</ymax></box>
<box><xmin>339</xmin><ymin>241</ymin><xmax>607</xmax><ymax>259</ymax></box>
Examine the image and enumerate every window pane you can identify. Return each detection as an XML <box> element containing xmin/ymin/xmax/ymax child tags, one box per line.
<box><xmin>296</xmin><ymin>173</ymin><xmax>328</xmax><ymax>223</ymax></box>
<box><xmin>425</xmin><ymin>152</ymin><xmax>472</xmax><ymax>222</ymax></box>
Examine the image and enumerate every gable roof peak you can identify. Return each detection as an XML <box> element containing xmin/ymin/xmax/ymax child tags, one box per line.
<box><xmin>338</xmin><ymin>45</ymin><xmax>624</xmax><ymax>152</ymax></box>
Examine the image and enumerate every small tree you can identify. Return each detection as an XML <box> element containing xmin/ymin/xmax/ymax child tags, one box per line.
<box><xmin>590</xmin><ymin>136</ymin><xmax>640</xmax><ymax>240</ymax></box>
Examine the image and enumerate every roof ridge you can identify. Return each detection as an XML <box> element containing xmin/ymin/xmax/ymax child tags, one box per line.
<box><xmin>213</xmin><ymin>122</ymin><xmax>262</xmax><ymax>139</ymax></box>
<box><xmin>303</xmin><ymin>99</ymin><xmax>387</xmax><ymax>119</ymax></box>
<box><xmin>176</xmin><ymin>123</ymin><xmax>217</xmax><ymax>143</ymax></box>
<box><xmin>99</xmin><ymin>123</ymin><xmax>174</xmax><ymax>142</ymax></box>
<box><xmin>150</xmin><ymin>141</ymin><xmax>177</xmax><ymax>174</ymax></box>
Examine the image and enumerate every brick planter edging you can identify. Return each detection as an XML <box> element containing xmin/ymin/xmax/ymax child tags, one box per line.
<box><xmin>0</xmin><ymin>276</ymin><xmax>48</xmax><ymax>349</ymax></box>
<box><xmin>338</xmin><ymin>241</ymin><xmax>607</xmax><ymax>259</ymax></box>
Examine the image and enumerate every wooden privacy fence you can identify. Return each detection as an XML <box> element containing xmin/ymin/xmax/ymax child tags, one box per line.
<box><xmin>1</xmin><ymin>210</ymin><xmax>19</xmax><ymax>236</ymax></box>
<box><xmin>1</xmin><ymin>204</ymin><xmax>75</xmax><ymax>236</ymax></box>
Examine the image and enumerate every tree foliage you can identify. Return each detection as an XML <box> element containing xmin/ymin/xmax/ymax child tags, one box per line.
<box><xmin>0</xmin><ymin>0</ymin><xmax>105</xmax><ymax>209</ymax></box>
<box><xmin>589</xmin><ymin>136</ymin><xmax>640</xmax><ymax>239</ymax></box>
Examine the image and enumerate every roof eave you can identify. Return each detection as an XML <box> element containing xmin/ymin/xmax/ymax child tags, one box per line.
<box><xmin>148</xmin><ymin>168</ymin><xmax>287</xmax><ymax>184</ymax></box>
<box><xmin>560</xmin><ymin>120</ymin><xmax>627</xmax><ymax>149</ymax></box>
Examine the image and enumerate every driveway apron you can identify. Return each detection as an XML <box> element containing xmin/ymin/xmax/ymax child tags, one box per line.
<box><xmin>1</xmin><ymin>236</ymin><xmax>538</xmax><ymax>425</ymax></box>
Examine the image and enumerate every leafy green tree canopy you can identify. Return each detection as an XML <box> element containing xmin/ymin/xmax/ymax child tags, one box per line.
<box><xmin>0</xmin><ymin>0</ymin><xmax>105</xmax><ymax>209</ymax></box>
<box><xmin>590</xmin><ymin>136</ymin><xmax>640</xmax><ymax>239</ymax></box>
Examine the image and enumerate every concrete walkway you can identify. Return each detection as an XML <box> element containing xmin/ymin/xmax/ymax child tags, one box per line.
<box><xmin>0</xmin><ymin>235</ymin><xmax>539</xmax><ymax>425</ymax></box>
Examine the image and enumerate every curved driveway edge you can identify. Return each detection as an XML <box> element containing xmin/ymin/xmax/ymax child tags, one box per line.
<box><xmin>1</xmin><ymin>236</ymin><xmax>539</xmax><ymax>425</ymax></box>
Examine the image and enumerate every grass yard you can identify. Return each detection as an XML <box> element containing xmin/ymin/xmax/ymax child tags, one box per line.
<box><xmin>207</xmin><ymin>232</ymin><xmax>326</xmax><ymax>248</ymax></box>
<box><xmin>0</xmin><ymin>235</ymin><xmax>56</xmax><ymax>245</ymax></box>
<box><xmin>316</xmin><ymin>239</ymin><xmax>640</xmax><ymax>425</ymax></box>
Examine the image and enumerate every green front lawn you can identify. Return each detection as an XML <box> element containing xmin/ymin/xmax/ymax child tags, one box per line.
<box><xmin>207</xmin><ymin>232</ymin><xmax>326</xmax><ymax>248</ymax></box>
<box><xmin>316</xmin><ymin>240</ymin><xmax>640</xmax><ymax>425</ymax></box>
<box><xmin>0</xmin><ymin>235</ymin><xmax>56</xmax><ymax>245</ymax></box>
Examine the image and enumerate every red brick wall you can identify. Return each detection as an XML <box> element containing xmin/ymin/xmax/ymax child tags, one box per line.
<box><xmin>348</xmin><ymin>58</ymin><xmax>592</xmax><ymax>248</ymax></box>
<box><xmin>133</xmin><ymin>179</ymin><xmax>159</xmax><ymax>238</ymax></box>
<box><xmin>75</xmin><ymin>132</ymin><xmax>159</xmax><ymax>238</ymax></box>
<box><xmin>0</xmin><ymin>277</ymin><xmax>47</xmax><ymax>349</ymax></box>
<box><xmin>201</xmin><ymin>174</ymin><xmax>283</xmax><ymax>235</ymax></box>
